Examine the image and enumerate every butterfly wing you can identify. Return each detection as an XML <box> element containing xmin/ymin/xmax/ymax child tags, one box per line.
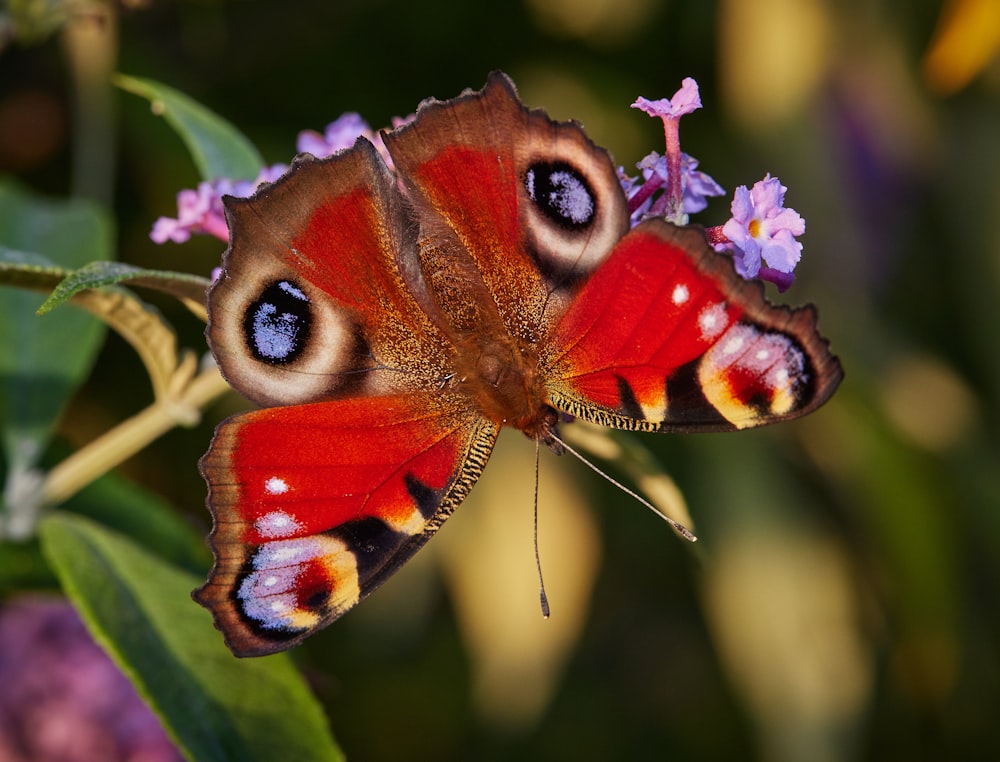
<box><xmin>198</xmin><ymin>73</ymin><xmax>842</xmax><ymax>657</ymax></box>
<box><xmin>206</xmin><ymin>139</ymin><xmax>453</xmax><ymax>408</ymax></box>
<box><xmin>195</xmin><ymin>395</ymin><xmax>495</xmax><ymax>656</ymax></box>
<box><xmin>383</xmin><ymin>72</ymin><xmax>630</xmax><ymax>344</ymax></box>
<box><xmin>543</xmin><ymin>221</ymin><xmax>843</xmax><ymax>431</ymax></box>
<box><xmin>198</xmin><ymin>139</ymin><xmax>498</xmax><ymax>656</ymax></box>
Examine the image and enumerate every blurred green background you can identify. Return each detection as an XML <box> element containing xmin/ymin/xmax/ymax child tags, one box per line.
<box><xmin>2</xmin><ymin>0</ymin><xmax>999</xmax><ymax>759</ymax></box>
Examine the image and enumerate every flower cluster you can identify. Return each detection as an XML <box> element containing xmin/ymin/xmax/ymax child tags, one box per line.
<box><xmin>150</xmin><ymin>164</ymin><xmax>288</xmax><ymax>244</ymax></box>
<box><xmin>151</xmin><ymin>78</ymin><xmax>806</xmax><ymax>290</ymax></box>
<box><xmin>621</xmin><ymin>78</ymin><xmax>804</xmax><ymax>290</ymax></box>
<box><xmin>149</xmin><ymin>112</ymin><xmax>396</xmax><ymax>246</ymax></box>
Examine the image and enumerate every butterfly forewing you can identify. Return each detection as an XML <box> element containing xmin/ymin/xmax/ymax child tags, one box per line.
<box><xmin>209</xmin><ymin>141</ymin><xmax>452</xmax><ymax>408</ymax></box>
<box><xmin>383</xmin><ymin>73</ymin><xmax>630</xmax><ymax>343</ymax></box>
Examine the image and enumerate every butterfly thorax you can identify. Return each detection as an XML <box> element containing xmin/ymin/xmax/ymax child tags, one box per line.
<box><xmin>416</xmin><ymin>234</ymin><xmax>557</xmax><ymax>442</ymax></box>
<box><xmin>449</xmin><ymin>332</ymin><xmax>558</xmax><ymax>444</ymax></box>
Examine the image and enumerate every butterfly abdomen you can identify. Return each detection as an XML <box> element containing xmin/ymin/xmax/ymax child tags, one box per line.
<box><xmin>446</xmin><ymin>331</ymin><xmax>554</xmax><ymax>438</ymax></box>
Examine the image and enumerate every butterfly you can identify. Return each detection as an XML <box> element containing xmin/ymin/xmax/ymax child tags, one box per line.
<box><xmin>193</xmin><ymin>72</ymin><xmax>843</xmax><ymax>657</ymax></box>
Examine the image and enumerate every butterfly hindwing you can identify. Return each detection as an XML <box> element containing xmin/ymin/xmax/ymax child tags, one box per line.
<box><xmin>195</xmin><ymin>394</ymin><xmax>497</xmax><ymax>656</ymax></box>
<box><xmin>544</xmin><ymin>221</ymin><xmax>843</xmax><ymax>431</ymax></box>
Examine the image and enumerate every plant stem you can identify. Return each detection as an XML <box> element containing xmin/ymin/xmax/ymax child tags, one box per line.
<box><xmin>41</xmin><ymin>367</ymin><xmax>231</xmax><ymax>507</ymax></box>
<box><xmin>62</xmin><ymin>2</ymin><xmax>118</xmax><ymax>206</ymax></box>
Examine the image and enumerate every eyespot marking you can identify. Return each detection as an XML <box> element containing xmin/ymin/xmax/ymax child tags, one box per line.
<box><xmin>244</xmin><ymin>280</ymin><xmax>312</xmax><ymax>365</ymax></box>
<box><xmin>525</xmin><ymin>161</ymin><xmax>596</xmax><ymax>229</ymax></box>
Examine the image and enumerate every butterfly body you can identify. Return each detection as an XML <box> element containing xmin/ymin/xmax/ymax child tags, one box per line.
<box><xmin>410</xmin><ymin>230</ymin><xmax>557</xmax><ymax>441</ymax></box>
<box><xmin>194</xmin><ymin>73</ymin><xmax>842</xmax><ymax>656</ymax></box>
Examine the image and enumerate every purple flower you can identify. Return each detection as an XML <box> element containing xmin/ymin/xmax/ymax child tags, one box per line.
<box><xmin>680</xmin><ymin>154</ymin><xmax>725</xmax><ymax>214</ymax></box>
<box><xmin>621</xmin><ymin>151</ymin><xmax>724</xmax><ymax>225</ymax></box>
<box><xmin>151</xmin><ymin>110</ymin><xmax>420</xmax><ymax>246</ymax></box>
<box><xmin>628</xmin><ymin>78</ymin><xmax>708</xmax><ymax>223</ymax></box>
<box><xmin>296</xmin><ymin>112</ymin><xmax>374</xmax><ymax>158</ymax></box>
<box><xmin>150</xmin><ymin>163</ymin><xmax>287</xmax><ymax>244</ymax></box>
<box><xmin>296</xmin><ymin>112</ymin><xmax>414</xmax><ymax>170</ymax></box>
<box><xmin>0</xmin><ymin>597</ymin><xmax>182</xmax><ymax>761</ymax></box>
<box><xmin>718</xmin><ymin>175</ymin><xmax>805</xmax><ymax>287</ymax></box>
<box><xmin>631</xmin><ymin>77</ymin><xmax>702</xmax><ymax>120</ymax></box>
<box><xmin>629</xmin><ymin>80</ymin><xmax>806</xmax><ymax>289</ymax></box>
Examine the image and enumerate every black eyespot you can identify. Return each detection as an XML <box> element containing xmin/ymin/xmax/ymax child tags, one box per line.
<box><xmin>524</xmin><ymin>161</ymin><xmax>596</xmax><ymax>229</ymax></box>
<box><xmin>243</xmin><ymin>280</ymin><xmax>312</xmax><ymax>365</ymax></box>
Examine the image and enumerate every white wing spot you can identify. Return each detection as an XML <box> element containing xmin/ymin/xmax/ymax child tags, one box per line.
<box><xmin>264</xmin><ymin>575</ymin><xmax>278</xmax><ymax>587</ymax></box>
<box><xmin>278</xmin><ymin>281</ymin><xmax>308</xmax><ymax>301</ymax></box>
<box><xmin>255</xmin><ymin>510</ymin><xmax>302</xmax><ymax>539</ymax></box>
<box><xmin>672</xmin><ymin>284</ymin><xmax>689</xmax><ymax>306</ymax></box>
<box><xmin>722</xmin><ymin>336</ymin><xmax>745</xmax><ymax>355</ymax></box>
<box><xmin>265</xmin><ymin>476</ymin><xmax>289</xmax><ymax>495</ymax></box>
<box><xmin>698</xmin><ymin>303</ymin><xmax>728</xmax><ymax>341</ymax></box>
<box><xmin>756</xmin><ymin>349</ymin><xmax>770</xmax><ymax>361</ymax></box>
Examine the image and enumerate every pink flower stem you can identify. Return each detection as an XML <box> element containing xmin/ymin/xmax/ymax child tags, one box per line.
<box><xmin>627</xmin><ymin>176</ymin><xmax>660</xmax><ymax>215</ymax></box>
<box><xmin>704</xmin><ymin>225</ymin><xmax>730</xmax><ymax>247</ymax></box>
<box><xmin>662</xmin><ymin>117</ymin><xmax>684</xmax><ymax>221</ymax></box>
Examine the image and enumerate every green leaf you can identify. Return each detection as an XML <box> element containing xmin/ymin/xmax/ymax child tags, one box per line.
<box><xmin>3</xmin><ymin>455</ymin><xmax>206</xmax><ymax>595</ymax></box>
<box><xmin>0</xmin><ymin>246</ymin><xmax>70</xmax><ymax>288</ymax></box>
<box><xmin>0</xmin><ymin>537</ymin><xmax>57</xmax><ymax>593</ymax></box>
<box><xmin>37</xmin><ymin>271</ymin><xmax>198</xmax><ymax>401</ymax></box>
<box><xmin>37</xmin><ymin>260</ymin><xmax>210</xmax><ymax>316</ymax></box>
<box><xmin>4</xmin><ymin>257</ymin><xmax>208</xmax><ymax>404</ymax></box>
<box><xmin>116</xmin><ymin>74</ymin><xmax>265</xmax><ymax>182</ymax></box>
<box><xmin>0</xmin><ymin>179</ymin><xmax>111</xmax><ymax>474</ymax></box>
<box><xmin>40</xmin><ymin>513</ymin><xmax>343</xmax><ymax>762</ymax></box>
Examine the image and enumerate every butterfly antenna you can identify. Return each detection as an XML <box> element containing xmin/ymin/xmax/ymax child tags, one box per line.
<box><xmin>547</xmin><ymin>431</ymin><xmax>697</xmax><ymax>542</ymax></box>
<box><xmin>534</xmin><ymin>439</ymin><xmax>551</xmax><ymax>619</ymax></box>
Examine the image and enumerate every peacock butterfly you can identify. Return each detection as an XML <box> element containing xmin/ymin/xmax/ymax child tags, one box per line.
<box><xmin>194</xmin><ymin>72</ymin><xmax>842</xmax><ymax>657</ymax></box>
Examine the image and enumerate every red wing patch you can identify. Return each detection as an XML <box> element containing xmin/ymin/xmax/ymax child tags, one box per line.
<box><xmin>195</xmin><ymin>394</ymin><xmax>496</xmax><ymax>657</ymax></box>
